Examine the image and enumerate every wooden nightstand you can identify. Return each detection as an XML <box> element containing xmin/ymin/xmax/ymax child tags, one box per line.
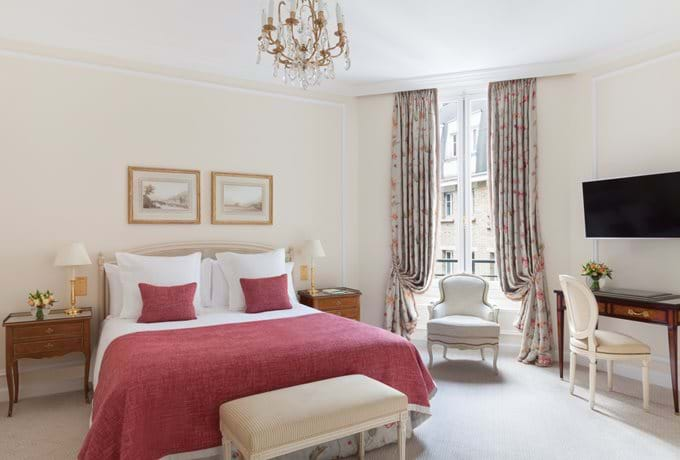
<box><xmin>297</xmin><ymin>288</ymin><xmax>361</xmax><ymax>321</ymax></box>
<box><xmin>3</xmin><ymin>307</ymin><xmax>92</xmax><ymax>417</ymax></box>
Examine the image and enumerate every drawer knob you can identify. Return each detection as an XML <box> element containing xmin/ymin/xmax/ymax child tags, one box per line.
<box><xmin>627</xmin><ymin>308</ymin><xmax>650</xmax><ymax>318</ymax></box>
<box><xmin>45</xmin><ymin>327</ymin><xmax>54</xmax><ymax>334</ymax></box>
<box><xmin>44</xmin><ymin>342</ymin><xmax>54</xmax><ymax>349</ymax></box>
<box><xmin>336</xmin><ymin>300</ymin><xmax>341</xmax><ymax>305</ymax></box>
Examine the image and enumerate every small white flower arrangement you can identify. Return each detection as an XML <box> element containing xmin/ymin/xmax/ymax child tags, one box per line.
<box><xmin>27</xmin><ymin>290</ymin><xmax>57</xmax><ymax>319</ymax></box>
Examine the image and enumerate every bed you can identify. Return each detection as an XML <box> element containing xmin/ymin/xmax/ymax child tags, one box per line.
<box><xmin>80</xmin><ymin>241</ymin><xmax>436</xmax><ymax>460</ymax></box>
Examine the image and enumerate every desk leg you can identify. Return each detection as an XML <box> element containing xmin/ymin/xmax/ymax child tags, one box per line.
<box><xmin>668</xmin><ymin>324</ymin><xmax>678</xmax><ymax>414</ymax></box>
<box><xmin>557</xmin><ymin>296</ymin><xmax>564</xmax><ymax>379</ymax></box>
<box><xmin>5</xmin><ymin>362</ymin><xmax>13</xmax><ymax>417</ymax></box>
<box><xmin>12</xmin><ymin>361</ymin><xmax>18</xmax><ymax>403</ymax></box>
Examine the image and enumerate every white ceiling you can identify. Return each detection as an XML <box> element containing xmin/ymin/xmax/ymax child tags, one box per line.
<box><xmin>2</xmin><ymin>0</ymin><xmax>680</xmax><ymax>96</ymax></box>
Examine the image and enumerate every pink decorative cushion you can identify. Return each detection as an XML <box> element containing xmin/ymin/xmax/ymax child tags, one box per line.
<box><xmin>240</xmin><ymin>274</ymin><xmax>293</xmax><ymax>313</ymax></box>
<box><xmin>137</xmin><ymin>283</ymin><xmax>198</xmax><ymax>323</ymax></box>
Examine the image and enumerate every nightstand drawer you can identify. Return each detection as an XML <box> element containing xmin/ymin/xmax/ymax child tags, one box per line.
<box><xmin>13</xmin><ymin>322</ymin><xmax>83</xmax><ymax>341</ymax></box>
<box><xmin>14</xmin><ymin>337</ymin><xmax>83</xmax><ymax>358</ymax></box>
<box><xmin>325</xmin><ymin>308</ymin><xmax>360</xmax><ymax>320</ymax></box>
<box><xmin>314</xmin><ymin>297</ymin><xmax>359</xmax><ymax>309</ymax></box>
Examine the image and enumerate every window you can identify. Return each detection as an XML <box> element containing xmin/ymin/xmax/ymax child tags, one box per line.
<box><xmin>442</xmin><ymin>250</ymin><xmax>454</xmax><ymax>275</ymax></box>
<box><xmin>414</xmin><ymin>95</ymin><xmax>519</xmax><ymax>332</ymax></box>
<box><xmin>443</xmin><ymin>192</ymin><xmax>453</xmax><ymax>219</ymax></box>
<box><xmin>472</xmin><ymin>128</ymin><xmax>479</xmax><ymax>154</ymax></box>
<box><xmin>445</xmin><ymin>132</ymin><xmax>458</xmax><ymax>160</ymax></box>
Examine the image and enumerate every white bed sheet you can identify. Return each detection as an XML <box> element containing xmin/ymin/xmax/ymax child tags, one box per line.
<box><xmin>93</xmin><ymin>303</ymin><xmax>320</xmax><ymax>389</ymax></box>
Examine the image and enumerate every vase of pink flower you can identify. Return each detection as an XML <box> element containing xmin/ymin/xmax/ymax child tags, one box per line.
<box><xmin>27</xmin><ymin>290</ymin><xmax>57</xmax><ymax>320</ymax></box>
<box><xmin>581</xmin><ymin>261</ymin><xmax>613</xmax><ymax>291</ymax></box>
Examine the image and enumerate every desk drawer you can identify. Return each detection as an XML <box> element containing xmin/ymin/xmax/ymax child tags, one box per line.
<box><xmin>610</xmin><ymin>304</ymin><xmax>665</xmax><ymax>323</ymax></box>
<box><xmin>597</xmin><ymin>302</ymin><xmax>607</xmax><ymax>314</ymax></box>
<box><xmin>14</xmin><ymin>337</ymin><xmax>83</xmax><ymax>358</ymax></box>
<box><xmin>13</xmin><ymin>322</ymin><xmax>83</xmax><ymax>341</ymax></box>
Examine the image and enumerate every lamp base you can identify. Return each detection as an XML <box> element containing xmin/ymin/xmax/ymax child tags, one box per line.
<box><xmin>64</xmin><ymin>306</ymin><xmax>80</xmax><ymax>316</ymax></box>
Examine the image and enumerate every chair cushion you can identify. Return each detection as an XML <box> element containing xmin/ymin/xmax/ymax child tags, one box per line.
<box><xmin>219</xmin><ymin>375</ymin><xmax>407</xmax><ymax>454</ymax></box>
<box><xmin>570</xmin><ymin>330</ymin><xmax>651</xmax><ymax>355</ymax></box>
<box><xmin>427</xmin><ymin>315</ymin><xmax>500</xmax><ymax>338</ymax></box>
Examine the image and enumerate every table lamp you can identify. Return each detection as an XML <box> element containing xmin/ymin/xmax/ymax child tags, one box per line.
<box><xmin>304</xmin><ymin>239</ymin><xmax>326</xmax><ymax>295</ymax></box>
<box><xmin>54</xmin><ymin>243</ymin><xmax>92</xmax><ymax>316</ymax></box>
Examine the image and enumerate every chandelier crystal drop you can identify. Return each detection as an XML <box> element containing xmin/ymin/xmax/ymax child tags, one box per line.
<box><xmin>257</xmin><ymin>0</ymin><xmax>350</xmax><ymax>89</ymax></box>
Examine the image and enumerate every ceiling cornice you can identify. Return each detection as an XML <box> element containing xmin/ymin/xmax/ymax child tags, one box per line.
<box><xmin>1</xmin><ymin>27</ymin><xmax>679</xmax><ymax>99</ymax></box>
<box><xmin>350</xmin><ymin>28</ymin><xmax>680</xmax><ymax>97</ymax></box>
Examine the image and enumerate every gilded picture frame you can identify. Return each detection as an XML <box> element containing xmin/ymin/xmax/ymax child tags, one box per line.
<box><xmin>128</xmin><ymin>166</ymin><xmax>201</xmax><ymax>224</ymax></box>
<box><xmin>211</xmin><ymin>172</ymin><xmax>273</xmax><ymax>225</ymax></box>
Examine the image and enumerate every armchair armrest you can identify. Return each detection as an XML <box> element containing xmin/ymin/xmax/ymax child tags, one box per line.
<box><xmin>428</xmin><ymin>301</ymin><xmax>442</xmax><ymax>320</ymax></box>
<box><xmin>490</xmin><ymin>305</ymin><xmax>500</xmax><ymax>323</ymax></box>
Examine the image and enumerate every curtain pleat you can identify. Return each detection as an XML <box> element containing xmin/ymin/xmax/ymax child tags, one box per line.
<box><xmin>385</xmin><ymin>89</ymin><xmax>439</xmax><ymax>338</ymax></box>
<box><xmin>489</xmin><ymin>79</ymin><xmax>553</xmax><ymax>366</ymax></box>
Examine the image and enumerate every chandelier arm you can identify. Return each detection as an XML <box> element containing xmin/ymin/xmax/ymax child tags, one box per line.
<box><xmin>277</xmin><ymin>1</ymin><xmax>287</xmax><ymax>24</ymax></box>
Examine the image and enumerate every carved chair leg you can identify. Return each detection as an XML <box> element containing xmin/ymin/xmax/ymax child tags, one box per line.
<box><xmin>480</xmin><ymin>348</ymin><xmax>486</xmax><ymax>361</ymax></box>
<box><xmin>589</xmin><ymin>357</ymin><xmax>597</xmax><ymax>410</ymax></box>
<box><xmin>492</xmin><ymin>345</ymin><xmax>499</xmax><ymax>374</ymax></box>
<box><xmin>642</xmin><ymin>358</ymin><xmax>650</xmax><ymax>411</ymax></box>
<box><xmin>427</xmin><ymin>341</ymin><xmax>433</xmax><ymax>368</ymax></box>
<box><xmin>569</xmin><ymin>351</ymin><xmax>576</xmax><ymax>395</ymax></box>
<box><xmin>223</xmin><ymin>437</ymin><xmax>232</xmax><ymax>460</ymax></box>
<box><xmin>607</xmin><ymin>360</ymin><xmax>613</xmax><ymax>392</ymax></box>
<box><xmin>359</xmin><ymin>431</ymin><xmax>365</xmax><ymax>460</ymax></box>
<box><xmin>398</xmin><ymin>411</ymin><xmax>407</xmax><ymax>460</ymax></box>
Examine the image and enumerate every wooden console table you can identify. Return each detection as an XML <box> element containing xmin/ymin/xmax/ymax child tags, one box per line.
<box><xmin>555</xmin><ymin>290</ymin><xmax>679</xmax><ymax>413</ymax></box>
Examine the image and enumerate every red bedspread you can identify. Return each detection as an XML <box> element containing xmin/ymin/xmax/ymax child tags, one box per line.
<box><xmin>79</xmin><ymin>313</ymin><xmax>435</xmax><ymax>460</ymax></box>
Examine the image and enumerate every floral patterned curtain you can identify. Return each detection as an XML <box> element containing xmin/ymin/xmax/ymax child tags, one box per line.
<box><xmin>385</xmin><ymin>89</ymin><xmax>439</xmax><ymax>337</ymax></box>
<box><xmin>488</xmin><ymin>79</ymin><xmax>553</xmax><ymax>366</ymax></box>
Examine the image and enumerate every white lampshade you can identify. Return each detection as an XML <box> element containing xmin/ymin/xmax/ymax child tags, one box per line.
<box><xmin>305</xmin><ymin>239</ymin><xmax>326</xmax><ymax>258</ymax></box>
<box><xmin>54</xmin><ymin>243</ymin><xmax>92</xmax><ymax>267</ymax></box>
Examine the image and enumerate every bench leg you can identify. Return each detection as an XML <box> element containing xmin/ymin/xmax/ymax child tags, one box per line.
<box><xmin>223</xmin><ymin>437</ymin><xmax>231</xmax><ymax>460</ymax></box>
<box><xmin>398</xmin><ymin>412</ymin><xmax>407</xmax><ymax>460</ymax></box>
<box><xmin>359</xmin><ymin>431</ymin><xmax>365</xmax><ymax>460</ymax></box>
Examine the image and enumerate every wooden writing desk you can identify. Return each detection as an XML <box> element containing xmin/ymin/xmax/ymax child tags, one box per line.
<box><xmin>554</xmin><ymin>290</ymin><xmax>679</xmax><ymax>413</ymax></box>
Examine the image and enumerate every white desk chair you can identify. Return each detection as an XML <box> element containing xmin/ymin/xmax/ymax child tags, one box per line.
<box><xmin>427</xmin><ymin>274</ymin><xmax>500</xmax><ymax>373</ymax></box>
<box><xmin>559</xmin><ymin>275</ymin><xmax>651</xmax><ymax>410</ymax></box>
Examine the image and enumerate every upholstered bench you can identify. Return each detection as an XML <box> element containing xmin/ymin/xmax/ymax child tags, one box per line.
<box><xmin>219</xmin><ymin>375</ymin><xmax>409</xmax><ymax>460</ymax></box>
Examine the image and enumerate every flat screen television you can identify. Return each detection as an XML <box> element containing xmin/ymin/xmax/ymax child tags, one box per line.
<box><xmin>582</xmin><ymin>171</ymin><xmax>680</xmax><ymax>239</ymax></box>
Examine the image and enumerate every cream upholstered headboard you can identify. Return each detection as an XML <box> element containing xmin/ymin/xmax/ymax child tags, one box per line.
<box><xmin>97</xmin><ymin>241</ymin><xmax>292</xmax><ymax>324</ymax></box>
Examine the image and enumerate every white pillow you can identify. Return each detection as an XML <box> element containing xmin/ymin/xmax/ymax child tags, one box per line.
<box><xmin>210</xmin><ymin>259</ymin><xmax>296</xmax><ymax>308</ymax></box>
<box><xmin>116</xmin><ymin>252</ymin><xmax>202</xmax><ymax>319</ymax></box>
<box><xmin>104</xmin><ymin>263</ymin><xmax>124</xmax><ymax>317</ymax></box>
<box><xmin>200</xmin><ymin>258</ymin><xmax>213</xmax><ymax>308</ymax></box>
<box><xmin>211</xmin><ymin>260</ymin><xmax>230</xmax><ymax>308</ymax></box>
<box><xmin>216</xmin><ymin>248</ymin><xmax>286</xmax><ymax>311</ymax></box>
<box><xmin>285</xmin><ymin>261</ymin><xmax>298</xmax><ymax>305</ymax></box>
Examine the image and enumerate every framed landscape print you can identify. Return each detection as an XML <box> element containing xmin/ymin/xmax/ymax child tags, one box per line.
<box><xmin>128</xmin><ymin>166</ymin><xmax>200</xmax><ymax>224</ymax></box>
<box><xmin>212</xmin><ymin>172</ymin><xmax>273</xmax><ymax>225</ymax></box>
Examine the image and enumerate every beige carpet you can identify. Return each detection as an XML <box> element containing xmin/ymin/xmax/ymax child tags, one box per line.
<box><xmin>1</xmin><ymin>343</ymin><xmax>678</xmax><ymax>460</ymax></box>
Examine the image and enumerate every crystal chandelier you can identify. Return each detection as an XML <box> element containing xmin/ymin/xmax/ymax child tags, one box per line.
<box><xmin>257</xmin><ymin>0</ymin><xmax>350</xmax><ymax>89</ymax></box>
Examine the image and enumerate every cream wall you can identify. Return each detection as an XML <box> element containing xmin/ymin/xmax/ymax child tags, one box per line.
<box><xmin>538</xmin><ymin>46</ymin><xmax>680</xmax><ymax>387</ymax></box>
<box><xmin>0</xmin><ymin>50</ymin><xmax>359</xmax><ymax>400</ymax></box>
<box><xmin>357</xmin><ymin>94</ymin><xmax>393</xmax><ymax>327</ymax></box>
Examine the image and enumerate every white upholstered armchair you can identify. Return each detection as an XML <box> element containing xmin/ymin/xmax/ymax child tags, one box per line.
<box><xmin>427</xmin><ymin>274</ymin><xmax>500</xmax><ymax>372</ymax></box>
